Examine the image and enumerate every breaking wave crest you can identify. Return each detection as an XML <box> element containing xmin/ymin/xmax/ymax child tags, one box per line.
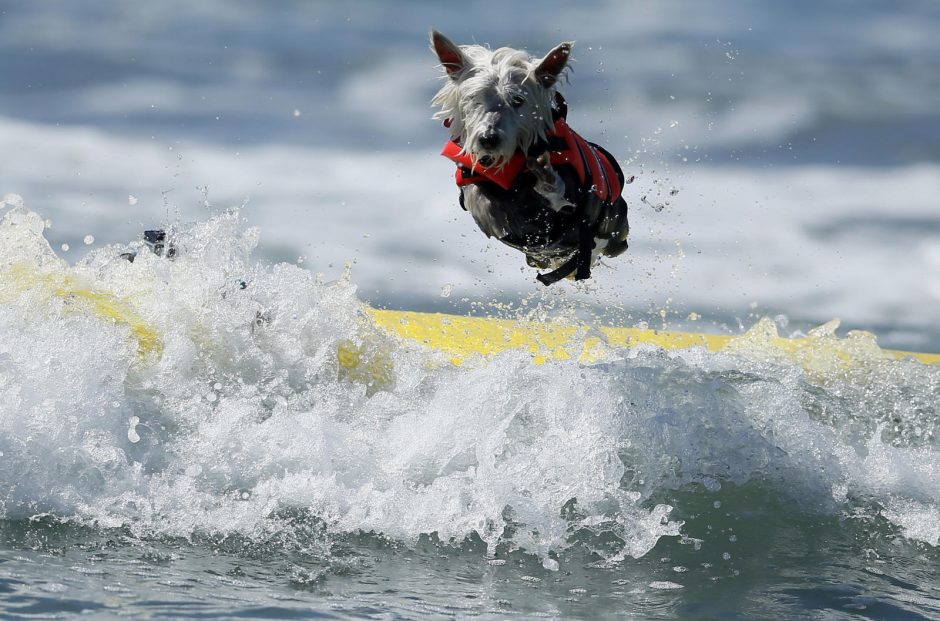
<box><xmin>1</xmin><ymin>201</ymin><xmax>939</xmax><ymax>567</ymax></box>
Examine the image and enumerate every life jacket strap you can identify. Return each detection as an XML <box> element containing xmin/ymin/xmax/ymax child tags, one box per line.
<box><xmin>536</xmin><ymin>253</ymin><xmax>579</xmax><ymax>286</ymax></box>
<box><xmin>535</xmin><ymin>208</ymin><xmax>596</xmax><ymax>286</ymax></box>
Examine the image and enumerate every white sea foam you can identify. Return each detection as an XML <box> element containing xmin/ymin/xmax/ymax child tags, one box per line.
<box><xmin>1</xmin><ymin>204</ymin><xmax>938</xmax><ymax>563</ymax></box>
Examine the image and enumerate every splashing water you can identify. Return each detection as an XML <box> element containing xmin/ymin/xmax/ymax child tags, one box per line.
<box><xmin>1</xmin><ymin>203</ymin><xmax>939</xmax><ymax>583</ymax></box>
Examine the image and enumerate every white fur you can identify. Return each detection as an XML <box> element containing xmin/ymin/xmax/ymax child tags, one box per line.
<box><xmin>431</xmin><ymin>42</ymin><xmax>564</xmax><ymax>169</ymax></box>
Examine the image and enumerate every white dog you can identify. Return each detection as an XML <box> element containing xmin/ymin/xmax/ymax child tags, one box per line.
<box><xmin>430</xmin><ymin>30</ymin><xmax>630</xmax><ymax>285</ymax></box>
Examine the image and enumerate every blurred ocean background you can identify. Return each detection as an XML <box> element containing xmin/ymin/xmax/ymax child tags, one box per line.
<box><xmin>2</xmin><ymin>1</ymin><xmax>940</xmax><ymax>619</ymax></box>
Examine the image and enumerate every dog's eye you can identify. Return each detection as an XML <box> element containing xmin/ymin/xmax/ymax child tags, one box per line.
<box><xmin>509</xmin><ymin>94</ymin><xmax>526</xmax><ymax>109</ymax></box>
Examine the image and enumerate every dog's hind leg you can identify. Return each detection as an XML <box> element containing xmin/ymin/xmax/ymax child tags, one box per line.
<box><xmin>596</xmin><ymin>196</ymin><xmax>630</xmax><ymax>258</ymax></box>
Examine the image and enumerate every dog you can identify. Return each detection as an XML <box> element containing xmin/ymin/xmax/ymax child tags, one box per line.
<box><xmin>430</xmin><ymin>30</ymin><xmax>630</xmax><ymax>285</ymax></box>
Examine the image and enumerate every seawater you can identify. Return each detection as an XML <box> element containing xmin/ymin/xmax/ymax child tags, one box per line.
<box><xmin>2</xmin><ymin>205</ymin><xmax>940</xmax><ymax>619</ymax></box>
<box><xmin>3</xmin><ymin>0</ymin><xmax>940</xmax><ymax>618</ymax></box>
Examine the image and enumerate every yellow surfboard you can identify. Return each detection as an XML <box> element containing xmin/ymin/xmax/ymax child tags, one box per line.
<box><xmin>1</xmin><ymin>263</ymin><xmax>163</xmax><ymax>359</ymax></box>
<box><xmin>3</xmin><ymin>262</ymin><xmax>938</xmax><ymax>376</ymax></box>
<box><xmin>366</xmin><ymin>308</ymin><xmax>940</xmax><ymax>368</ymax></box>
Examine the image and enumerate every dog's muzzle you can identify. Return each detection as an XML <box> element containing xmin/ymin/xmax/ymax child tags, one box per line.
<box><xmin>478</xmin><ymin>130</ymin><xmax>500</xmax><ymax>150</ymax></box>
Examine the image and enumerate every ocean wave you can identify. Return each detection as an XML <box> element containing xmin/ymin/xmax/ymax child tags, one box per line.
<box><xmin>1</xmin><ymin>203</ymin><xmax>939</xmax><ymax>566</ymax></box>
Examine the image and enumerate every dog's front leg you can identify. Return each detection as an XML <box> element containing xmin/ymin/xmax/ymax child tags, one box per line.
<box><xmin>528</xmin><ymin>153</ymin><xmax>574</xmax><ymax>213</ymax></box>
<box><xmin>462</xmin><ymin>185</ymin><xmax>511</xmax><ymax>239</ymax></box>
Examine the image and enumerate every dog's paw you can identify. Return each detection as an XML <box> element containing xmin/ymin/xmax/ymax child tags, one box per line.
<box><xmin>525</xmin><ymin>254</ymin><xmax>551</xmax><ymax>269</ymax></box>
<box><xmin>526</xmin><ymin>153</ymin><xmax>555</xmax><ymax>185</ymax></box>
<box><xmin>528</xmin><ymin>153</ymin><xmax>574</xmax><ymax>213</ymax></box>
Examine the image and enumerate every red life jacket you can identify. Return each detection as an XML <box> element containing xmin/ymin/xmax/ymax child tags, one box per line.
<box><xmin>441</xmin><ymin>116</ymin><xmax>624</xmax><ymax>205</ymax></box>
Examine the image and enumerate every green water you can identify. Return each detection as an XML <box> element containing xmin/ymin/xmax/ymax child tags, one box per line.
<box><xmin>3</xmin><ymin>481</ymin><xmax>940</xmax><ymax>620</ymax></box>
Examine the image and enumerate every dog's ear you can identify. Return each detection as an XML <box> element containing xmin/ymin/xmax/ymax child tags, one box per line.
<box><xmin>430</xmin><ymin>29</ymin><xmax>467</xmax><ymax>79</ymax></box>
<box><xmin>535</xmin><ymin>41</ymin><xmax>574</xmax><ymax>88</ymax></box>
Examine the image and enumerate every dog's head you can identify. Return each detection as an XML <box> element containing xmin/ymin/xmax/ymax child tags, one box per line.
<box><xmin>430</xmin><ymin>30</ymin><xmax>573</xmax><ymax>169</ymax></box>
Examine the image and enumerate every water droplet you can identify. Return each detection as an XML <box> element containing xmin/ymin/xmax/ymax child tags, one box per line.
<box><xmin>83</xmin><ymin>234</ymin><xmax>95</xmax><ymax>245</ymax></box>
<box><xmin>640</xmin><ymin>196</ymin><xmax>665</xmax><ymax>212</ymax></box>
<box><xmin>128</xmin><ymin>195</ymin><xmax>138</xmax><ymax>205</ymax></box>
<box><xmin>127</xmin><ymin>416</ymin><xmax>140</xmax><ymax>443</ymax></box>
<box><xmin>61</xmin><ymin>243</ymin><xmax>70</xmax><ymax>252</ymax></box>
<box><xmin>440</xmin><ymin>283</ymin><xmax>454</xmax><ymax>298</ymax></box>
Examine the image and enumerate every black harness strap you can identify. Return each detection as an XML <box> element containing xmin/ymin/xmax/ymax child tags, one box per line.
<box><xmin>535</xmin><ymin>254</ymin><xmax>578</xmax><ymax>286</ymax></box>
<box><xmin>534</xmin><ymin>214</ymin><xmax>596</xmax><ymax>286</ymax></box>
<box><xmin>575</xmin><ymin>215</ymin><xmax>595</xmax><ymax>280</ymax></box>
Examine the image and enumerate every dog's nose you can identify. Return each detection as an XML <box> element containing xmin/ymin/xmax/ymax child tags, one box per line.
<box><xmin>478</xmin><ymin>131</ymin><xmax>500</xmax><ymax>150</ymax></box>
